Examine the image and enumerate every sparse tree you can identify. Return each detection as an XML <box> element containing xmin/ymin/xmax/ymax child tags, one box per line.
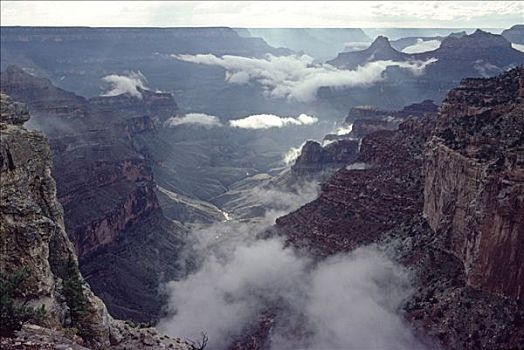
<box><xmin>188</xmin><ymin>331</ymin><xmax>208</xmax><ymax>350</ymax></box>
<box><xmin>0</xmin><ymin>268</ymin><xmax>46</xmax><ymax>337</ymax></box>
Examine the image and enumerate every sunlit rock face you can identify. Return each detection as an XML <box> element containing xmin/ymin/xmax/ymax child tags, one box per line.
<box><xmin>424</xmin><ymin>65</ymin><xmax>524</xmax><ymax>300</ymax></box>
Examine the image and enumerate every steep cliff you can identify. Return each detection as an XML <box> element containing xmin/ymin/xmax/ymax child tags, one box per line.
<box><xmin>0</xmin><ymin>94</ymin><xmax>194</xmax><ymax>349</ymax></box>
<box><xmin>291</xmin><ymin>139</ymin><xmax>359</xmax><ymax>178</ymax></box>
<box><xmin>277</xmin><ymin>116</ymin><xmax>434</xmax><ymax>256</ymax></box>
<box><xmin>424</xmin><ymin>65</ymin><xmax>524</xmax><ymax>299</ymax></box>
<box><xmin>276</xmin><ymin>67</ymin><xmax>524</xmax><ymax>349</ymax></box>
<box><xmin>1</xmin><ymin>66</ymin><xmax>189</xmax><ymax>322</ymax></box>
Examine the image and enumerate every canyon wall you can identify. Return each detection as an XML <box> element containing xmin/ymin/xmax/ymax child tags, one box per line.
<box><xmin>0</xmin><ymin>93</ymin><xmax>194</xmax><ymax>349</ymax></box>
<box><xmin>424</xmin><ymin>65</ymin><xmax>524</xmax><ymax>299</ymax></box>
<box><xmin>0</xmin><ymin>67</ymin><xmax>188</xmax><ymax>322</ymax></box>
<box><xmin>276</xmin><ymin>67</ymin><xmax>524</xmax><ymax>349</ymax></box>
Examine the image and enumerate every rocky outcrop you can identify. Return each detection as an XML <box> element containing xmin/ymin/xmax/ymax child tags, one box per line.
<box><xmin>416</xmin><ymin>29</ymin><xmax>524</xmax><ymax>79</ymax></box>
<box><xmin>276</xmin><ymin>67</ymin><xmax>524</xmax><ymax>349</ymax></box>
<box><xmin>344</xmin><ymin>100</ymin><xmax>438</xmax><ymax>138</ymax></box>
<box><xmin>423</xmin><ymin>65</ymin><xmax>524</xmax><ymax>299</ymax></box>
<box><xmin>291</xmin><ymin>139</ymin><xmax>359</xmax><ymax>178</ymax></box>
<box><xmin>1</xmin><ymin>66</ymin><xmax>188</xmax><ymax>322</ymax></box>
<box><xmin>345</xmin><ymin>105</ymin><xmax>392</xmax><ymax>121</ymax></box>
<box><xmin>395</xmin><ymin>99</ymin><xmax>439</xmax><ymax>117</ymax></box>
<box><xmin>328</xmin><ymin>36</ymin><xmax>409</xmax><ymax>69</ymax></box>
<box><xmin>321</xmin><ymin>29</ymin><xmax>524</xmax><ymax>113</ymax></box>
<box><xmin>1</xmin><ymin>93</ymin><xmax>103</xmax><ymax>334</ymax></box>
<box><xmin>277</xmin><ymin>115</ymin><xmax>434</xmax><ymax>255</ymax></box>
<box><xmin>351</xmin><ymin>118</ymin><xmax>399</xmax><ymax>138</ymax></box>
<box><xmin>0</xmin><ymin>93</ymin><xmax>194</xmax><ymax>349</ymax></box>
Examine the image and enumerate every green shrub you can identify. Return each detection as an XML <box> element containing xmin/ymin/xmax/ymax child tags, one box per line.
<box><xmin>62</xmin><ymin>255</ymin><xmax>100</xmax><ymax>342</ymax></box>
<box><xmin>0</xmin><ymin>268</ymin><xmax>47</xmax><ymax>337</ymax></box>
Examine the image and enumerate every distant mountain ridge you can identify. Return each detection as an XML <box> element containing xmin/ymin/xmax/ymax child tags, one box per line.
<box><xmin>329</xmin><ymin>29</ymin><xmax>524</xmax><ymax>72</ymax></box>
<box><xmin>329</xmin><ymin>35</ymin><xmax>410</xmax><ymax>68</ymax></box>
<box><xmin>502</xmin><ymin>24</ymin><xmax>524</xmax><ymax>44</ymax></box>
<box><xmin>320</xmin><ymin>29</ymin><xmax>524</xmax><ymax>112</ymax></box>
<box><xmin>236</xmin><ymin>28</ymin><xmax>370</xmax><ymax>60</ymax></box>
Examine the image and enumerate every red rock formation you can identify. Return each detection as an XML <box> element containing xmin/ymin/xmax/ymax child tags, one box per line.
<box><xmin>276</xmin><ymin>67</ymin><xmax>524</xmax><ymax>349</ymax></box>
<box><xmin>278</xmin><ymin>116</ymin><xmax>435</xmax><ymax>255</ymax></box>
<box><xmin>424</xmin><ymin>65</ymin><xmax>524</xmax><ymax>300</ymax></box>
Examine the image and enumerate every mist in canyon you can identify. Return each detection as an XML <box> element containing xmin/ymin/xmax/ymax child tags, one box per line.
<box><xmin>158</xmin><ymin>183</ymin><xmax>429</xmax><ymax>350</ymax></box>
<box><xmin>1</xmin><ymin>11</ymin><xmax>523</xmax><ymax>350</ymax></box>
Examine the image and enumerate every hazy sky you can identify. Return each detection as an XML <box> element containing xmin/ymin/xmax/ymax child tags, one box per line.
<box><xmin>1</xmin><ymin>1</ymin><xmax>522</xmax><ymax>28</ymax></box>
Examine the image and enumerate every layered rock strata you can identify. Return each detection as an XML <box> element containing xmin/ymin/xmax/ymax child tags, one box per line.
<box><xmin>0</xmin><ymin>93</ymin><xmax>194</xmax><ymax>349</ymax></box>
<box><xmin>1</xmin><ymin>66</ymin><xmax>188</xmax><ymax>322</ymax></box>
<box><xmin>275</xmin><ymin>67</ymin><xmax>524</xmax><ymax>349</ymax></box>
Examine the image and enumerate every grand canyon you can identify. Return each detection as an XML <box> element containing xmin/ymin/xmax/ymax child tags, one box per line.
<box><xmin>1</xmin><ymin>2</ymin><xmax>523</xmax><ymax>350</ymax></box>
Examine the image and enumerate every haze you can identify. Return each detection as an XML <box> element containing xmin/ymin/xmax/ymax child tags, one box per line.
<box><xmin>1</xmin><ymin>1</ymin><xmax>522</xmax><ymax>28</ymax></box>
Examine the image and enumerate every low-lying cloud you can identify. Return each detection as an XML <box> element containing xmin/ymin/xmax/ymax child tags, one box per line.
<box><xmin>512</xmin><ymin>43</ymin><xmax>524</xmax><ymax>52</ymax></box>
<box><xmin>101</xmin><ymin>71</ymin><xmax>147</xmax><ymax>98</ymax></box>
<box><xmin>335</xmin><ymin>123</ymin><xmax>353</xmax><ymax>135</ymax></box>
<box><xmin>159</xmin><ymin>182</ymin><xmax>428</xmax><ymax>350</ymax></box>
<box><xmin>283</xmin><ymin>141</ymin><xmax>307</xmax><ymax>165</ymax></box>
<box><xmin>164</xmin><ymin>113</ymin><xmax>223</xmax><ymax>128</ymax></box>
<box><xmin>473</xmin><ymin>59</ymin><xmax>503</xmax><ymax>77</ymax></box>
<box><xmin>163</xmin><ymin>112</ymin><xmax>319</xmax><ymax>130</ymax></box>
<box><xmin>172</xmin><ymin>53</ymin><xmax>437</xmax><ymax>102</ymax></box>
<box><xmin>344</xmin><ymin>41</ymin><xmax>373</xmax><ymax>52</ymax></box>
<box><xmin>401</xmin><ymin>39</ymin><xmax>442</xmax><ymax>53</ymax></box>
<box><xmin>229</xmin><ymin>113</ymin><xmax>318</xmax><ymax>129</ymax></box>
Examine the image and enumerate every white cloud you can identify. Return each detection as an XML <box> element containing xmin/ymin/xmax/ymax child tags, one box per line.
<box><xmin>172</xmin><ymin>53</ymin><xmax>437</xmax><ymax>102</ymax></box>
<box><xmin>473</xmin><ymin>59</ymin><xmax>503</xmax><ymax>77</ymax></box>
<box><xmin>283</xmin><ymin>141</ymin><xmax>308</xmax><ymax>165</ymax></box>
<box><xmin>157</xmin><ymin>181</ymin><xmax>429</xmax><ymax>349</ymax></box>
<box><xmin>1</xmin><ymin>1</ymin><xmax>522</xmax><ymax>28</ymax></box>
<box><xmin>335</xmin><ymin>123</ymin><xmax>353</xmax><ymax>135</ymax></box>
<box><xmin>229</xmin><ymin>113</ymin><xmax>318</xmax><ymax>129</ymax></box>
<box><xmin>512</xmin><ymin>43</ymin><xmax>524</xmax><ymax>52</ymax></box>
<box><xmin>344</xmin><ymin>41</ymin><xmax>373</xmax><ymax>52</ymax></box>
<box><xmin>160</xmin><ymin>239</ymin><xmax>425</xmax><ymax>350</ymax></box>
<box><xmin>164</xmin><ymin>113</ymin><xmax>223</xmax><ymax>128</ymax></box>
<box><xmin>101</xmin><ymin>71</ymin><xmax>147</xmax><ymax>98</ymax></box>
<box><xmin>402</xmin><ymin>39</ymin><xmax>442</xmax><ymax>53</ymax></box>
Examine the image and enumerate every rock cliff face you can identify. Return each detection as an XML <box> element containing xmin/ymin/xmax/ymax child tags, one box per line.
<box><xmin>328</xmin><ymin>36</ymin><xmax>409</xmax><ymax>69</ymax></box>
<box><xmin>1</xmin><ymin>66</ymin><xmax>188</xmax><ymax>322</ymax></box>
<box><xmin>345</xmin><ymin>100</ymin><xmax>438</xmax><ymax>138</ymax></box>
<box><xmin>276</xmin><ymin>67</ymin><xmax>524</xmax><ymax>349</ymax></box>
<box><xmin>291</xmin><ymin>139</ymin><xmax>359</xmax><ymax>178</ymax></box>
<box><xmin>0</xmin><ymin>94</ymin><xmax>194</xmax><ymax>349</ymax></box>
<box><xmin>278</xmin><ymin>116</ymin><xmax>433</xmax><ymax>255</ymax></box>
<box><xmin>423</xmin><ymin>66</ymin><xmax>524</xmax><ymax>299</ymax></box>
